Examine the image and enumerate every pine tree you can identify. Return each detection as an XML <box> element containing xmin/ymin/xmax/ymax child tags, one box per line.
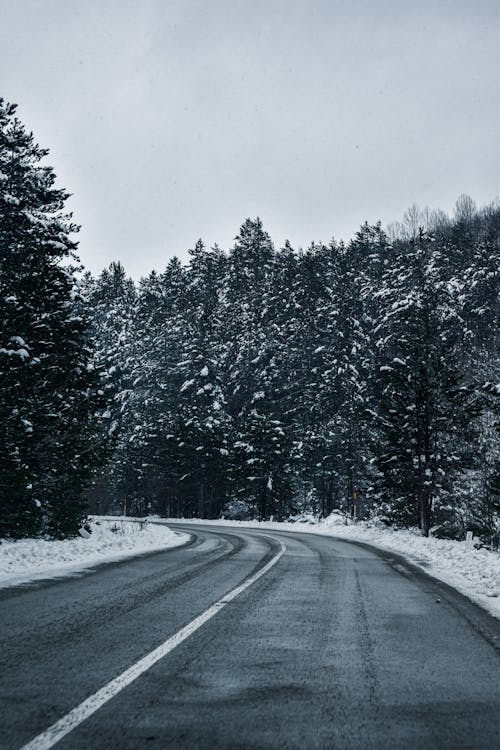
<box><xmin>0</xmin><ymin>100</ymin><xmax>104</xmax><ymax>537</ymax></box>
<box><xmin>81</xmin><ymin>262</ymin><xmax>137</xmax><ymax>515</ymax></box>
<box><xmin>368</xmin><ymin>229</ymin><xmax>476</xmax><ymax>535</ymax></box>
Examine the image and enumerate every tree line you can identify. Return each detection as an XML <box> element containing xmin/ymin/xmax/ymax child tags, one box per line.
<box><xmin>1</xmin><ymin>100</ymin><xmax>499</xmax><ymax>539</ymax></box>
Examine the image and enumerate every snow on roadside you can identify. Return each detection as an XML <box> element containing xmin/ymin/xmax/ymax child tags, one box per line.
<box><xmin>162</xmin><ymin>515</ymin><xmax>500</xmax><ymax>621</ymax></box>
<box><xmin>3</xmin><ymin>511</ymin><xmax>498</xmax><ymax>622</ymax></box>
<box><xmin>316</xmin><ymin>516</ymin><xmax>500</xmax><ymax>619</ymax></box>
<box><xmin>0</xmin><ymin>518</ymin><xmax>189</xmax><ymax>588</ymax></box>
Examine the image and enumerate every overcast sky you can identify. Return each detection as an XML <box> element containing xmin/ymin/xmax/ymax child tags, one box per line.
<box><xmin>1</xmin><ymin>0</ymin><xmax>498</xmax><ymax>277</ymax></box>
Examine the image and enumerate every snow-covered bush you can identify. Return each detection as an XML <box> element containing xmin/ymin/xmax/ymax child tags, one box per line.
<box><xmin>222</xmin><ymin>500</ymin><xmax>254</xmax><ymax>521</ymax></box>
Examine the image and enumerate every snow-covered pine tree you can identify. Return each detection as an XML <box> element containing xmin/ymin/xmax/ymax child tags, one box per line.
<box><xmin>0</xmin><ymin>100</ymin><xmax>104</xmax><ymax>537</ymax></box>
<box><xmin>367</xmin><ymin>229</ymin><xmax>476</xmax><ymax>536</ymax></box>
<box><xmin>446</xmin><ymin>203</ymin><xmax>500</xmax><ymax>539</ymax></box>
<box><xmin>81</xmin><ymin>262</ymin><xmax>137</xmax><ymax>514</ymax></box>
<box><xmin>171</xmin><ymin>241</ymin><xmax>232</xmax><ymax>517</ymax></box>
<box><xmin>282</xmin><ymin>241</ymin><xmax>340</xmax><ymax>515</ymax></box>
<box><xmin>222</xmin><ymin>219</ymin><xmax>300</xmax><ymax>518</ymax></box>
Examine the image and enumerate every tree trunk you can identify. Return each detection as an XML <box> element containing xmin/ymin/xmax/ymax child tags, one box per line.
<box><xmin>258</xmin><ymin>479</ymin><xmax>267</xmax><ymax>520</ymax></box>
<box><xmin>420</xmin><ymin>493</ymin><xmax>431</xmax><ymax>537</ymax></box>
<box><xmin>198</xmin><ymin>480</ymin><xmax>205</xmax><ymax>519</ymax></box>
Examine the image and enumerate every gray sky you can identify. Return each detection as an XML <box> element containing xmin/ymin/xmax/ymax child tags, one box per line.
<box><xmin>1</xmin><ymin>0</ymin><xmax>498</xmax><ymax>277</ymax></box>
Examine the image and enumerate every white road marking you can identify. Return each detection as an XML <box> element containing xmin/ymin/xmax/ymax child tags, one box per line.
<box><xmin>19</xmin><ymin>540</ymin><xmax>286</xmax><ymax>750</ymax></box>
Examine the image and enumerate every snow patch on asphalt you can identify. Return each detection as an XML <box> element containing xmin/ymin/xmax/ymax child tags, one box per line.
<box><xmin>0</xmin><ymin>518</ymin><xmax>189</xmax><ymax>588</ymax></box>
<box><xmin>162</xmin><ymin>515</ymin><xmax>500</xmax><ymax>620</ymax></box>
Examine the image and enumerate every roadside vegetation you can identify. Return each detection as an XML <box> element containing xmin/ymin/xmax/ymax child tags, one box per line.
<box><xmin>1</xmin><ymin>100</ymin><xmax>499</xmax><ymax>541</ymax></box>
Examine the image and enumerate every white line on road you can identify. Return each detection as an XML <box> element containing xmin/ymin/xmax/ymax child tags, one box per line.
<box><xmin>20</xmin><ymin>540</ymin><xmax>286</xmax><ymax>750</ymax></box>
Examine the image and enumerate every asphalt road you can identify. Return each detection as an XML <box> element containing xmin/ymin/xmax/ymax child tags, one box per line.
<box><xmin>1</xmin><ymin>523</ymin><xmax>499</xmax><ymax>750</ymax></box>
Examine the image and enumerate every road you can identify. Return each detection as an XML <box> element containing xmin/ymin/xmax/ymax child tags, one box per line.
<box><xmin>1</xmin><ymin>523</ymin><xmax>499</xmax><ymax>750</ymax></box>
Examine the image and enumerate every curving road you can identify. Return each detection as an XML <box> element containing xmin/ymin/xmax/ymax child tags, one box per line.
<box><xmin>1</xmin><ymin>523</ymin><xmax>499</xmax><ymax>749</ymax></box>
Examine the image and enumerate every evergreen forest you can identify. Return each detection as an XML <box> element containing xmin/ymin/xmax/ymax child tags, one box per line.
<box><xmin>1</xmin><ymin>100</ymin><xmax>499</xmax><ymax>540</ymax></box>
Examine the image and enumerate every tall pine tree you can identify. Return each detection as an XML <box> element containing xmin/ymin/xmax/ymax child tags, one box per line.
<box><xmin>0</xmin><ymin>100</ymin><xmax>104</xmax><ymax>537</ymax></box>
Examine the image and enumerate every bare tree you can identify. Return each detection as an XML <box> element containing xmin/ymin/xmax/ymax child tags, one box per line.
<box><xmin>454</xmin><ymin>194</ymin><xmax>477</xmax><ymax>223</ymax></box>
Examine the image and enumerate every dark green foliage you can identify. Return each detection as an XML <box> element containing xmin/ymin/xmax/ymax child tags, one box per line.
<box><xmin>367</xmin><ymin>231</ymin><xmax>477</xmax><ymax>535</ymax></box>
<box><xmin>0</xmin><ymin>100</ymin><xmax>107</xmax><ymax>538</ymax></box>
<box><xmin>3</xmin><ymin>103</ymin><xmax>495</xmax><ymax>542</ymax></box>
<box><xmin>3</xmin><ymin>99</ymin><xmax>497</xmax><ymax>541</ymax></box>
<box><xmin>85</xmin><ymin>204</ymin><xmax>499</xmax><ymax>539</ymax></box>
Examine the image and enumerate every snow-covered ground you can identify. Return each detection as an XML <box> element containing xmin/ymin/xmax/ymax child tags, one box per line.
<box><xmin>159</xmin><ymin>514</ymin><xmax>500</xmax><ymax>620</ymax></box>
<box><xmin>0</xmin><ymin>518</ymin><xmax>189</xmax><ymax>588</ymax></box>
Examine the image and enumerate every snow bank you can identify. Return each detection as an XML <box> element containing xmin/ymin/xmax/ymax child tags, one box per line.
<box><xmin>0</xmin><ymin>518</ymin><xmax>189</xmax><ymax>588</ymax></box>
<box><xmin>164</xmin><ymin>515</ymin><xmax>500</xmax><ymax>620</ymax></box>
